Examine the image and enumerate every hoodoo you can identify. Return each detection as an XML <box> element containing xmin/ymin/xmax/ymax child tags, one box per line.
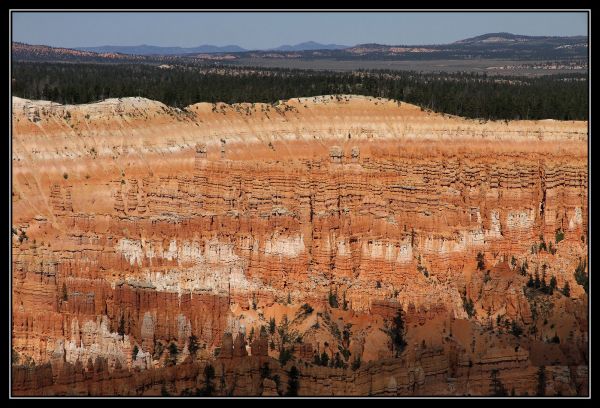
<box><xmin>11</xmin><ymin>95</ymin><xmax>588</xmax><ymax>396</ymax></box>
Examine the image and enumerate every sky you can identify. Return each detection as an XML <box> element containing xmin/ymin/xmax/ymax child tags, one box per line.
<box><xmin>12</xmin><ymin>11</ymin><xmax>588</xmax><ymax>49</ymax></box>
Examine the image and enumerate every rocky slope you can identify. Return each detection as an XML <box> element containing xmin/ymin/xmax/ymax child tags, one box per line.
<box><xmin>11</xmin><ymin>95</ymin><xmax>588</xmax><ymax>396</ymax></box>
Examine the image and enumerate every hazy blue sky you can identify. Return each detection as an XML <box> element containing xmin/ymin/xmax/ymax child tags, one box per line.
<box><xmin>12</xmin><ymin>11</ymin><xmax>588</xmax><ymax>49</ymax></box>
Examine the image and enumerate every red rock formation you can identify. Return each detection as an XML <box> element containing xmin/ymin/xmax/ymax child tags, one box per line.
<box><xmin>11</xmin><ymin>95</ymin><xmax>588</xmax><ymax>396</ymax></box>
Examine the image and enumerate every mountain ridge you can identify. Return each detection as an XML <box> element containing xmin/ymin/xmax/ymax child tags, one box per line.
<box><xmin>455</xmin><ymin>32</ymin><xmax>588</xmax><ymax>44</ymax></box>
<box><xmin>31</xmin><ymin>32</ymin><xmax>589</xmax><ymax>56</ymax></box>
<box><xmin>268</xmin><ymin>41</ymin><xmax>348</xmax><ymax>51</ymax></box>
<box><xmin>75</xmin><ymin>41</ymin><xmax>349</xmax><ymax>55</ymax></box>
<box><xmin>75</xmin><ymin>44</ymin><xmax>247</xmax><ymax>55</ymax></box>
<box><xmin>13</xmin><ymin>31</ymin><xmax>589</xmax><ymax>62</ymax></box>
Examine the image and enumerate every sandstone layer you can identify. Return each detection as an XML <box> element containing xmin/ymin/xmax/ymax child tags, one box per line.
<box><xmin>11</xmin><ymin>95</ymin><xmax>588</xmax><ymax>396</ymax></box>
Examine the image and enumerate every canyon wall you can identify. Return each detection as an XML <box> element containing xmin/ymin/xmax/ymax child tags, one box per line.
<box><xmin>12</xmin><ymin>95</ymin><xmax>588</xmax><ymax>396</ymax></box>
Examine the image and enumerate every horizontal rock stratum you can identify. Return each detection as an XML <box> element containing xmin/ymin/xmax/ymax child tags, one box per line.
<box><xmin>11</xmin><ymin>95</ymin><xmax>588</xmax><ymax>396</ymax></box>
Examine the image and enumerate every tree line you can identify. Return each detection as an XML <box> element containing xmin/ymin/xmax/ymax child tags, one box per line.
<box><xmin>11</xmin><ymin>62</ymin><xmax>587</xmax><ymax>120</ymax></box>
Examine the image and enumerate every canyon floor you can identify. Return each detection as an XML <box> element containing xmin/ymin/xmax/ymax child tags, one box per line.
<box><xmin>11</xmin><ymin>95</ymin><xmax>588</xmax><ymax>396</ymax></box>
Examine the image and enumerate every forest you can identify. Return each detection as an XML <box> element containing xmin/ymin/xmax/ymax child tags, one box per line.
<box><xmin>11</xmin><ymin>62</ymin><xmax>588</xmax><ymax>120</ymax></box>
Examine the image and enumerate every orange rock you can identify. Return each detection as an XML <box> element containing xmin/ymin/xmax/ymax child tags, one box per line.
<box><xmin>11</xmin><ymin>95</ymin><xmax>588</xmax><ymax>396</ymax></box>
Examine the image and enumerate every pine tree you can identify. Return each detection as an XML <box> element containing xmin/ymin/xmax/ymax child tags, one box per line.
<box><xmin>285</xmin><ymin>366</ymin><xmax>300</xmax><ymax>396</ymax></box>
<box><xmin>549</xmin><ymin>276</ymin><xmax>557</xmax><ymax>294</ymax></box>
<box><xmin>476</xmin><ymin>252</ymin><xmax>485</xmax><ymax>271</ymax></box>
<box><xmin>117</xmin><ymin>314</ymin><xmax>125</xmax><ymax>338</ymax></box>
<box><xmin>574</xmin><ymin>258</ymin><xmax>588</xmax><ymax>294</ymax></box>
<box><xmin>188</xmin><ymin>334</ymin><xmax>199</xmax><ymax>356</ymax></box>
<box><xmin>510</xmin><ymin>320</ymin><xmax>523</xmax><ymax>337</ymax></box>
<box><xmin>11</xmin><ymin>62</ymin><xmax>587</xmax><ymax>121</ymax></box>
<box><xmin>342</xmin><ymin>325</ymin><xmax>351</xmax><ymax>349</ymax></box>
<box><xmin>351</xmin><ymin>356</ymin><xmax>362</xmax><ymax>371</ymax></box>
<box><xmin>389</xmin><ymin>308</ymin><xmax>407</xmax><ymax>357</ymax></box>
<box><xmin>260</xmin><ymin>362</ymin><xmax>271</xmax><ymax>379</ymax></box>
<box><xmin>540</xmin><ymin>271</ymin><xmax>548</xmax><ymax>293</ymax></box>
<box><xmin>463</xmin><ymin>296</ymin><xmax>475</xmax><ymax>318</ymax></box>
<box><xmin>61</xmin><ymin>282</ymin><xmax>68</xmax><ymax>301</ymax></box>
<box><xmin>520</xmin><ymin>260</ymin><xmax>529</xmax><ymax>276</ymax></box>
<box><xmin>562</xmin><ymin>281</ymin><xmax>571</xmax><ymax>297</ymax></box>
<box><xmin>278</xmin><ymin>348</ymin><xmax>293</xmax><ymax>366</ymax></box>
<box><xmin>161</xmin><ymin>383</ymin><xmax>170</xmax><ymax>396</ymax></box>
<box><xmin>555</xmin><ymin>228</ymin><xmax>565</xmax><ymax>244</ymax></box>
<box><xmin>536</xmin><ymin>366</ymin><xmax>546</xmax><ymax>396</ymax></box>
<box><xmin>328</xmin><ymin>287</ymin><xmax>338</xmax><ymax>308</ymax></box>
<box><xmin>320</xmin><ymin>352</ymin><xmax>329</xmax><ymax>367</ymax></box>
<box><xmin>198</xmin><ymin>364</ymin><xmax>215</xmax><ymax>396</ymax></box>
<box><xmin>168</xmin><ymin>342</ymin><xmax>178</xmax><ymax>366</ymax></box>
<box><xmin>490</xmin><ymin>369</ymin><xmax>508</xmax><ymax>396</ymax></box>
<box><xmin>527</xmin><ymin>274</ymin><xmax>534</xmax><ymax>288</ymax></box>
<box><xmin>333</xmin><ymin>352</ymin><xmax>344</xmax><ymax>368</ymax></box>
<box><xmin>539</xmin><ymin>237</ymin><xmax>547</xmax><ymax>252</ymax></box>
<box><xmin>269</xmin><ymin>317</ymin><xmax>276</xmax><ymax>335</ymax></box>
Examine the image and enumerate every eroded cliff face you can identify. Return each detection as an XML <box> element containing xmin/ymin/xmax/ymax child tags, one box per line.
<box><xmin>11</xmin><ymin>95</ymin><xmax>588</xmax><ymax>396</ymax></box>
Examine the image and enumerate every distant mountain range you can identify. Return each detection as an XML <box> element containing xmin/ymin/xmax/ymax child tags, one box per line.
<box><xmin>75</xmin><ymin>44</ymin><xmax>247</xmax><ymax>55</ymax></box>
<box><xmin>13</xmin><ymin>33</ymin><xmax>588</xmax><ymax>63</ymax></box>
<box><xmin>453</xmin><ymin>32</ymin><xmax>586</xmax><ymax>45</ymax></box>
<box><xmin>75</xmin><ymin>41</ymin><xmax>348</xmax><ymax>55</ymax></box>
<box><xmin>268</xmin><ymin>41</ymin><xmax>348</xmax><ymax>52</ymax></box>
